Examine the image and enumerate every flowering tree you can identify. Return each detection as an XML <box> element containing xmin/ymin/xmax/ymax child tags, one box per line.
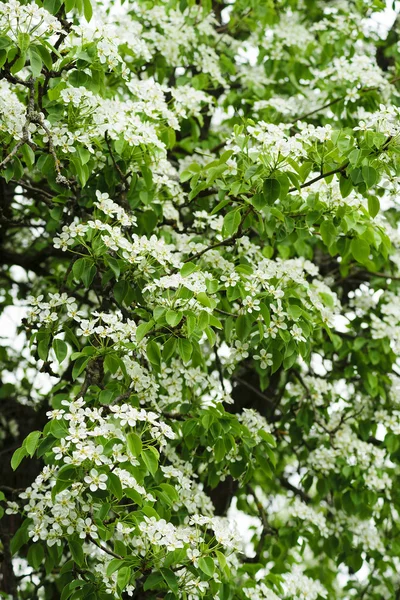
<box><xmin>2</xmin><ymin>0</ymin><xmax>400</xmax><ymax>598</ymax></box>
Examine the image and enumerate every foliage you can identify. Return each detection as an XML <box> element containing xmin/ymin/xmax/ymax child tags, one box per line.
<box><xmin>1</xmin><ymin>0</ymin><xmax>400</xmax><ymax>598</ymax></box>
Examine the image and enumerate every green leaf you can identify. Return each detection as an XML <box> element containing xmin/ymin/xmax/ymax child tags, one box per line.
<box><xmin>260</xmin><ymin>303</ymin><xmax>270</xmax><ymax>327</ymax></box>
<box><xmin>350</xmin><ymin>238</ymin><xmax>370</xmax><ymax>265</ymax></box>
<box><xmin>38</xmin><ymin>337</ymin><xmax>50</xmax><ymax>361</ymax></box>
<box><xmin>127</xmin><ymin>432</ymin><xmax>142</xmax><ymax>457</ymax></box>
<box><xmin>209</xmin><ymin>314</ymin><xmax>222</xmax><ymax>329</ymax></box>
<box><xmin>24</xmin><ymin>430</ymin><xmax>41</xmax><ymax>457</ymax></box>
<box><xmin>263</xmin><ymin>178</ymin><xmax>281</xmax><ymax>203</ymax></box>
<box><xmin>142</xmin><ymin>447</ymin><xmax>159</xmax><ymax>476</ymax></box>
<box><xmin>21</xmin><ymin>143</ymin><xmax>35</xmax><ymax>168</ymax></box>
<box><xmin>141</xmin><ymin>165</ymin><xmax>153</xmax><ymax>190</ymax></box>
<box><xmin>10</xmin><ymin>52</ymin><xmax>26</xmax><ymax>75</ymax></box>
<box><xmin>53</xmin><ymin>338</ymin><xmax>68</xmax><ymax>363</ymax></box>
<box><xmin>250</xmin><ymin>193</ymin><xmax>266</xmax><ymax>211</ymax></box>
<box><xmin>206</xmin><ymin>279</ymin><xmax>219</xmax><ymax>294</ymax></box>
<box><xmin>117</xmin><ymin>566</ymin><xmax>131</xmax><ymax>591</ymax></box>
<box><xmin>27</xmin><ymin>544</ymin><xmax>45</xmax><ymax>570</ymax></box>
<box><xmin>320</xmin><ymin>221</ymin><xmax>337</xmax><ymax>248</ymax></box>
<box><xmin>81</xmin><ymin>260</ymin><xmax>96</xmax><ymax>288</ymax></box>
<box><xmin>64</xmin><ymin>0</ymin><xmax>76</xmax><ymax>11</ymax></box>
<box><xmin>36</xmin><ymin>44</ymin><xmax>53</xmax><ymax>70</ymax></box>
<box><xmin>180</xmin><ymin>262</ymin><xmax>197</xmax><ymax>277</ymax></box>
<box><xmin>162</xmin><ymin>336</ymin><xmax>177</xmax><ymax>362</ymax></box>
<box><xmin>215</xmin><ymin>550</ymin><xmax>229</xmax><ymax>576</ymax></box>
<box><xmin>214</xmin><ymin>438</ymin><xmax>225</xmax><ymax>462</ymax></box>
<box><xmin>106</xmin><ymin>559</ymin><xmax>125</xmax><ymax>577</ymax></box>
<box><xmin>11</xmin><ymin>446</ymin><xmax>27</xmax><ymax>471</ymax></box>
<box><xmin>146</xmin><ymin>340</ymin><xmax>161</xmax><ymax>369</ymax></box>
<box><xmin>236</xmin><ymin>315</ymin><xmax>252</xmax><ymax>341</ymax></box>
<box><xmin>165</xmin><ymin>309</ymin><xmax>183</xmax><ymax>327</ymax></box>
<box><xmin>160</xmin><ymin>568</ymin><xmax>179</xmax><ymax>594</ymax></box>
<box><xmin>0</xmin><ymin>35</ymin><xmax>12</xmax><ymax>50</ymax></box>
<box><xmin>205</xmin><ymin>325</ymin><xmax>216</xmax><ymax>346</ymax></box>
<box><xmin>362</xmin><ymin>165</ymin><xmax>377</xmax><ymax>188</ymax></box>
<box><xmin>259</xmin><ymin>430</ymin><xmax>277</xmax><ymax>447</ymax></box>
<box><xmin>73</xmin><ymin>257</ymin><xmax>85</xmax><ymax>280</ymax></box>
<box><xmin>158</xmin><ymin>483</ymin><xmax>179</xmax><ymax>505</ymax></box>
<box><xmin>18</xmin><ymin>32</ymin><xmax>30</xmax><ymax>53</ymax></box>
<box><xmin>197</xmin><ymin>292</ymin><xmax>212</xmax><ymax>308</ymax></box>
<box><xmin>28</xmin><ymin>48</ymin><xmax>43</xmax><ymax>77</ymax></box>
<box><xmin>339</xmin><ymin>175</ymin><xmax>353</xmax><ymax>198</ymax></box>
<box><xmin>0</xmin><ymin>49</ymin><xmax>7</xmax><ymax>70</ymax></box>
<box><xmin>104</xmin><ymin>354</ymin><xmax>120</xmax><ymax>375</ymax></box>
<box><xmin>368</xmin><ymin>196</ymin><xmax>380</xmax><ymax>218</ymax></box>
<box><xmin>198</xmin><ymin>556</ymin><xmax>215</xmax><ymax>577</ymax></box>
<box><xmin>144</xmin><ymin>572</ymin><xmax>164</xmax><ymax>591</ymax></box>
<box><xmin>83</xmin><ymin>0</ymin><xmax>93</xmax><ymax>21</ymax></box>
<box><xmin>72</xmin><ymin>356</ymin><xmax>90</xmax><ymax>380</ymax></box>
<box><xmin>211</xmin><ymin>197</ymin><xmax>230</xmax><ymax>215</ymax></box>
<box><xmin>114</xmin><ymin>280</ymin><xmax>129</xmax><ymax>304</ymax></box>
<box><xmin>69</xmin><ymin>537</ymin><xmax>85</xmax><ymax>567</ymax></box>
<box><xmin>223</xmin><ymin>210</ymin><xmax>241</xmax><ymax>236</ymax></box>
<box><xmin>104</xmin><ymin>256</ymin><xmax>120</xmax><ymax>279</ymax></box>
<box><xmin>10</xmin><ymin>521</ymin><xmax>30</xmax><ymax>555</ymax></box>
<box><xmin>177</xmin><ymin>338</ymin><xmax>193</xmax><ymax>363</ymax></box>
<box><xmin>136</xmin><ymin>320</ymin><xmax>154</xmax><ymax>343</ymax></box>
<box><xmin>108</xmin><ymin>472</ymin><xmax>123</xmax><ymax>501</ymax></box>
<box><xmin>286</xmin><ymin>304</ymin><xmax>302</xmax><ymax>320</ymax></box>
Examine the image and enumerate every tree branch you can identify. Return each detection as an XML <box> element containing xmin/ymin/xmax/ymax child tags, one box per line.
<box><xmin>183</xmin><ymin>206</ymin><xmax>253</xmax><ymax>263</ymax></box>
<box><xmin>280</xmin><ymin>477</ymin><xmax>311</xmax><ymax>504</ymax></box>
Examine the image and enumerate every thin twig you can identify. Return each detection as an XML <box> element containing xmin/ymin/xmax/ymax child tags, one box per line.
<box><xmin>88</xmin><ymin>535</ymin><xmax>122</xmax><ymax>560</ymax></box>
<box><xmin>288</xmin><ymin>161</ymin><xmax>350</xmax><ymax>193</ymax></box>
<box><xmin>183</xmin><ymin>205</ymin><xmax>253</xmax><ymax>263</ymax></box>
<box><xmin>32</xmin><ymin>115</ymin><xmax>70</xmax><ymax>187</ymax></box>
<box><xmin>232</xmin><ymin>376</ymin><xmax>275</xmax><ymax>409</ymax></box>
<box><xmin>293</xmin><ymin>75</ymin><xmax>400</xmax><ymax>123</ymax></box>
<box><xmin>360</xmin><ymin>270</ymin><xmax>400</xmax><ymax>282</ymax></box>
<box><xmin>279</xmin><ymin>477</ymin><xmax>311</xmax><ymax>504</ymax></box>
<box><xmin>214</xmin><ymin>345</ymin><xmax>226</xmax><ymax>392</ymax></box>
<box><xmin>105</xmin><ymin>130</ymin><xmax>130</xmax><ymax>189</ymax></box>
<box><xmin>244</xmin><ymin>485</ymin><xmax>277</xmax><ymax>563</ymax></box>
<box><xmin>0</xmin><ymin>79</ymin><xmax>69</xmax><ymax>187</ymax></box>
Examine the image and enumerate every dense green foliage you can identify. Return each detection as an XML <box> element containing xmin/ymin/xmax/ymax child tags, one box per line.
<box><xmin>2</xmin><ymin>0</ymin><xmax>400</xmax><ymax>598</ymax></box>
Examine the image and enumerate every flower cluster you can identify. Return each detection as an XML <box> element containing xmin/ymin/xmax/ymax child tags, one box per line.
<box><xmin>0</xmin><ymin>0</ymin><xmax>63</xmax><ymax>40</ymax></box>
<box><xmin>4</xmin><ymin>0</ymin><xmax>400</xmax><ymax>598</ymax></box>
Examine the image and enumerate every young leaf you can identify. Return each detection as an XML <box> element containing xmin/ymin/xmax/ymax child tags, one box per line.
<box><xmin>263</xmin><ymin>178</ymin><xmax>281</xmax><ymax>203</ymax></box>
<box><xmin>53</xmin><ymin>338</ymin><xmax>68</xmax><ymax>363</ymax></box>
<box><xmin>11</xmin><ymin>447</ymin><xmax>28</xmax><ymax>471</ymax></box>
<box><xmin>223</xmin><ymin>210</ymin><xmax>241</xmax><ymax>236</ymax></box>
<box><xmin>127</xmin><ymin>432</ymin><xmax>142</xmax><ymax>457</ymax></box>
<box><xmin>83</xmin><ymin>0</ymin><xmax>93</xmax><ymax>21</ymax></box>
<box><xmin>146</xmin><ymin>340</ymin><xmax>161</xmax><ymax>368</ymax></box>
<box><xmin>24</xmin><ymin>431</ymin><xmax>42</xmax><ymax>457</ymax></box>
<box><xmin>368</xmin><ymin>196</ymin><xmax>380</xmax><ymax>218</ymax></box>
<box><xmin>142</xmin><ymin>447</ymin><xmax>159</xmax><ymax>476</ymax></box>
<box><xmin>198</xmin><ymin>556</ymin><xmax>215</xmax><ymax>577</ymax></box>
<box><xmin>160</xmin><ymin>568</ymin><xmax>179</xmax><ymax>594</ymax></box>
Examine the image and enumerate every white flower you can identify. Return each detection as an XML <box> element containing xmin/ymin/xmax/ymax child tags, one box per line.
<box><xmin>221</xmin><ymin>271</ymin><xmax>240</xmax><ymax>287</ymax></box>
<box><xmin>5</xmin><ymin>501</ymin><xmax>19</xmax><ymax>515</ymax></box>
<box><xmin>242</xmin><ymin>296</ymin><xmax>261</xmax><ymax>313</ymax></box>
<box><xmin>291</xmin><ymin>324</ymin><xmax>306</xmax><ymax>342</ymax></box>
<box><xmin>46</xmin><ymin>409</ymin><xmax>65</xmax><ymax>420</ymax></box>
<box><xmin>77</xmin><ymin>517</ymin><xmax>98</xmax><ymax>539</ymax></box>
<box><xmin>187</xmin><ymin>547</ymin><xmax>200</xmax><ymax>566</ymax></box>
<box><xmin>84</xmin><ymin>469</ymin><xmax>108</xmax><ymax>492</ymax></box>
<box><xmin>253</xmin><ymin>349</ymin><xmax>273</xmax><ymax>369</ymax></box>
